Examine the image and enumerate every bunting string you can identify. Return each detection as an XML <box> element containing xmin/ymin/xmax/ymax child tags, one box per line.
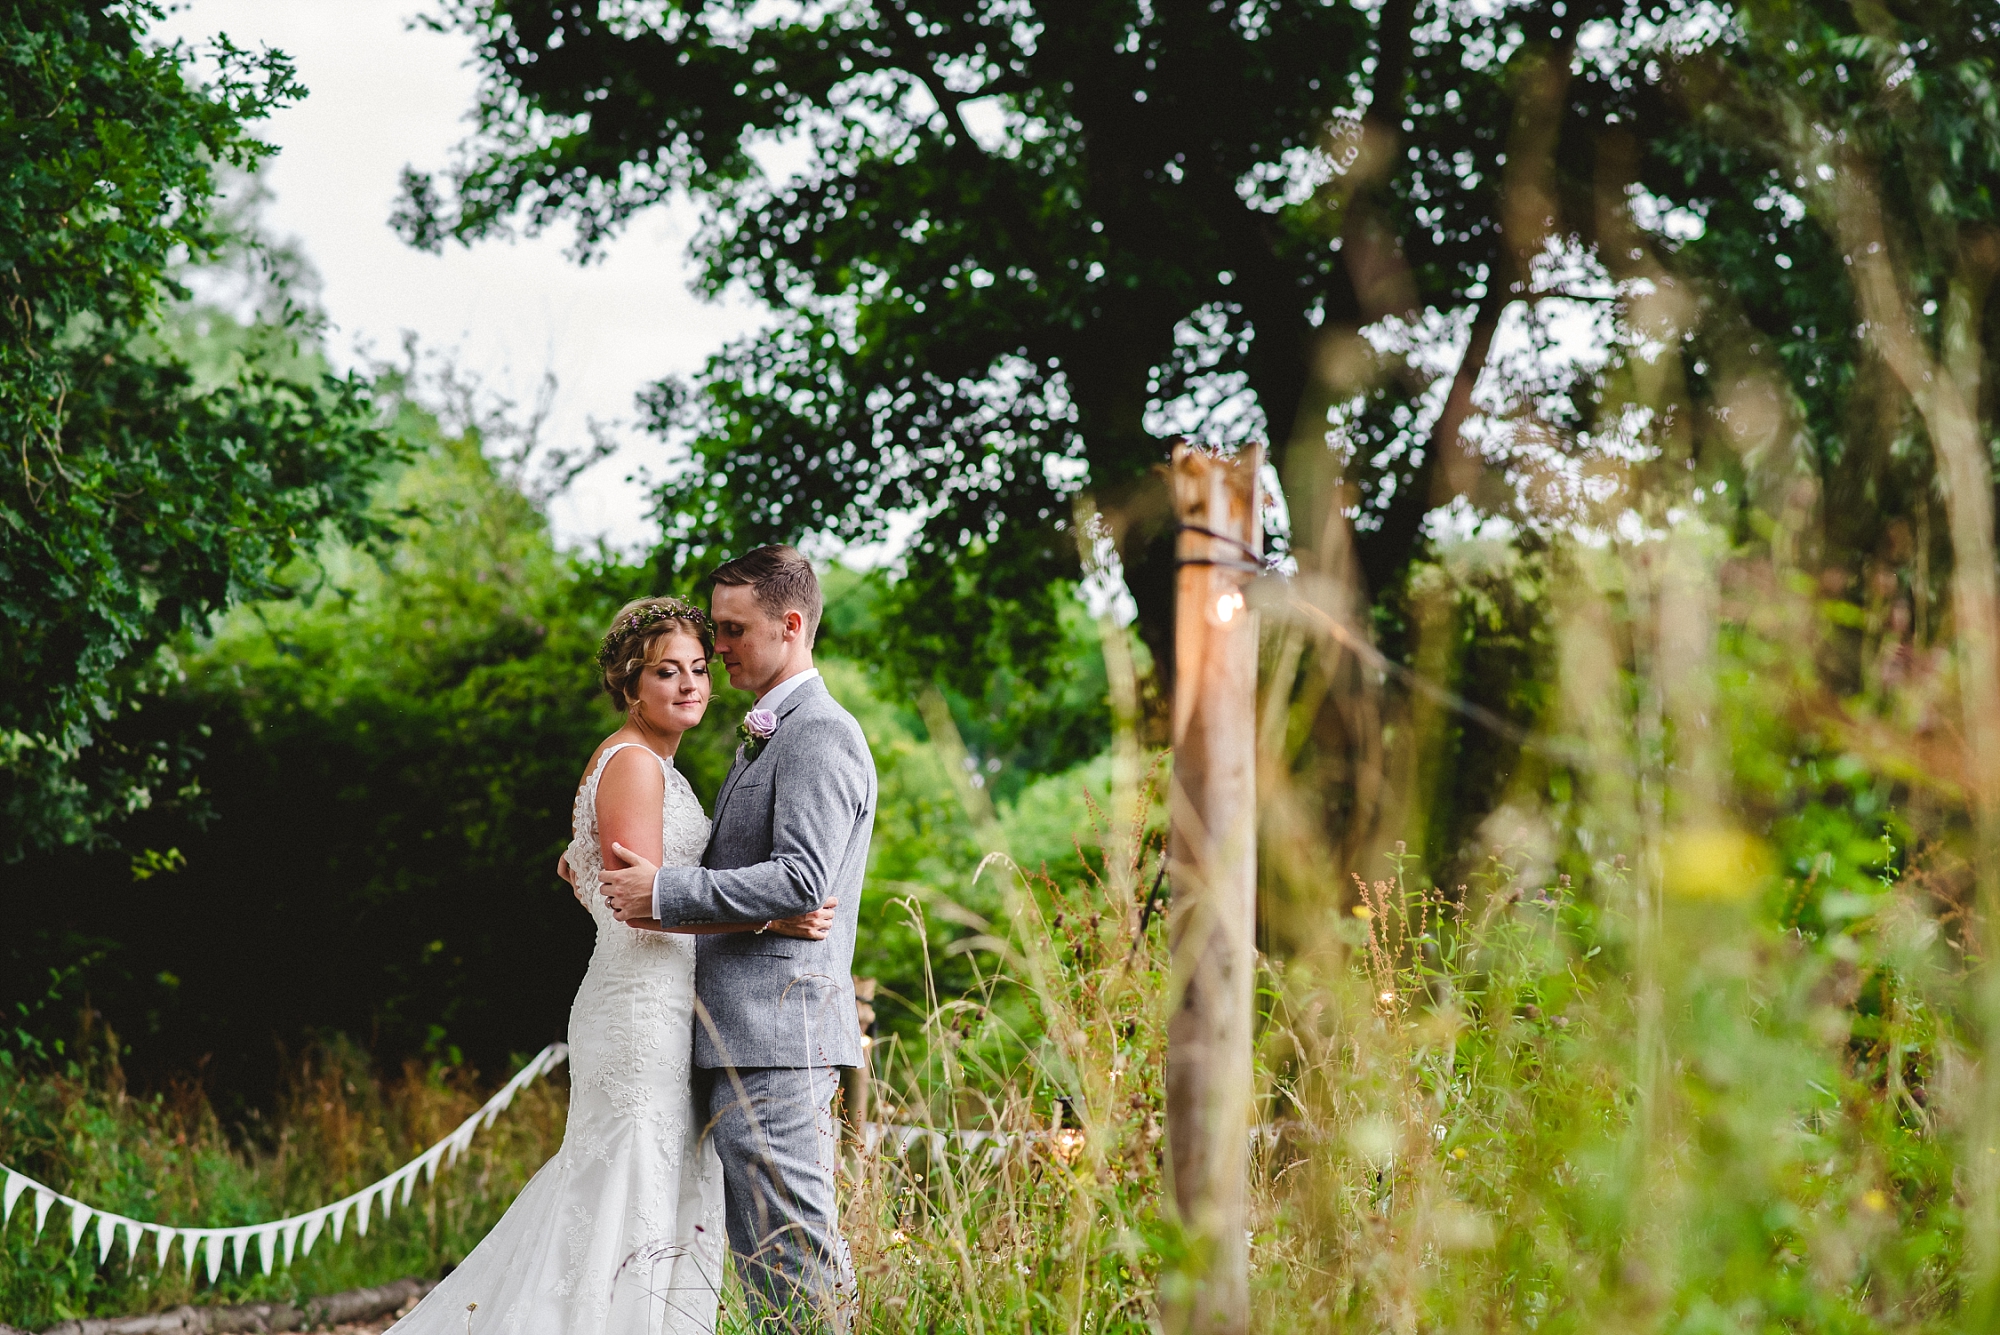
<box><xmin>0</xmin><ymin>1043</ymin><xmax>567</xmax><ymax>1285</ymax></box>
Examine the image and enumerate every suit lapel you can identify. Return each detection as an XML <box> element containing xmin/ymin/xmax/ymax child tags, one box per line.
<box><xmin>709</xmin><ymin>676</ymin><xmax>826</xmax><ymax>828</ymax></box>
<box><xmin>712</xmin><ymin>751</ymin><xmax>751</xmax><ymax>826</ymax></box>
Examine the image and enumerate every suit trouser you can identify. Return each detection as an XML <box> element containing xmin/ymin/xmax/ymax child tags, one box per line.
<box><xmin>696</xmin><ymin>1064</ymin><xmax>855</xmax><ymax>1331</ymax></box>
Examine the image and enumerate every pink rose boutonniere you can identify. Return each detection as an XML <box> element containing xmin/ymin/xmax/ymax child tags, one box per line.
<box><xmin>738</xmin><ymin>708</ymin><xmax>779</xmax><ymax>761</ymax></box>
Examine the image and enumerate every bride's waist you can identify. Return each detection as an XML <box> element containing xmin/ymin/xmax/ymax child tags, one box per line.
<box><xmin>572</xmin><ymin>971</ymin><xmax>691</xmax><ymax>1006</ymax></box>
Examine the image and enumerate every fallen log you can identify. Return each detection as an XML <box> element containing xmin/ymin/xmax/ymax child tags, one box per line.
<box><xmin>23</xmin><ymin>1275</ymin><xmax>435</xmax><ymax>1335</ymax></box>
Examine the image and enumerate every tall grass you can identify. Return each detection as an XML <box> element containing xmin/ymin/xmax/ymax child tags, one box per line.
<box><xmin>841</xmin><ymin>522</ymin><xmax>1974</xmax><ymax>1332</ymax></box>
<box><xmin>848</xmin><ymin>794</ymin><xmax>1960</xmax><ymax>1331</ymax></box>
<box><xmin>1</xmin><ymin>558</ymin><xmax>1984</xmax><ymax>1334</ymax></box>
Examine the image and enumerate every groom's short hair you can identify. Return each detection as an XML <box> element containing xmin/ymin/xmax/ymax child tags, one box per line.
<box><xmin>711</xmin><ymin>545</ymin><xmax>822</xmax><ymax>641</ymax></box>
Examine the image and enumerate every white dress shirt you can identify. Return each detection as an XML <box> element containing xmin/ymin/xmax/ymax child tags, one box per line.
<box><xmin>753</xmin><ymin>666</ymin><xmax>820</xmax><ymax>714</ymax></box>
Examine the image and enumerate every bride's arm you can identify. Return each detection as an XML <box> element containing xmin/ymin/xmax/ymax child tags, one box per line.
<box><xmin>596</xmin><ymin>747</ymin><xmax>669</xmax><ymax>928</ymax></box>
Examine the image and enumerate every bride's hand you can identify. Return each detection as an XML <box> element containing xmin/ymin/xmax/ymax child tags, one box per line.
<box><xmin>768</xmin><ymin>899</ymin><xmax>838</xmax><ymax>940</ymax></box>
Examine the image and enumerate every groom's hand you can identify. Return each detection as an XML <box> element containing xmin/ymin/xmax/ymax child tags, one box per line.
<box><xmin>602</xmin><ymin>843</ymin><xmax>661</xmax><ymax>923</ymax></box>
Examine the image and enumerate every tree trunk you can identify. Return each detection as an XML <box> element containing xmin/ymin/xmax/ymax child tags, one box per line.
<box><xmin>1162</xmin><ymin>443</ymin><xmax>1262</xmax><ymax>1335</ymax></box>
<box><xmin>1834</xmin><ymin>163</ymin><xmax>2000</xmax><ymax>1313</ymax></box>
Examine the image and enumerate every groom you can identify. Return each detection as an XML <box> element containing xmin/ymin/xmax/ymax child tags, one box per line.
<box><xmin>601</xmin><ymin>544</ymin><xmax>874</xmax><ymax>1331</ymax></box>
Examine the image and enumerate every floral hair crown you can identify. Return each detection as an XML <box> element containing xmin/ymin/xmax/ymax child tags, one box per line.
<box><xmin>597</xmin><ymin>599</ymin><xmax>711</xmax><ymax>669</ymax></box>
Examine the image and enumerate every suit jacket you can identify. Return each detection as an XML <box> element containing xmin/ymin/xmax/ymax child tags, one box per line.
<box><xmin>652</xmin><ymin>674</ymin><xmax>875</xmax><ymax>1069</ymax></box>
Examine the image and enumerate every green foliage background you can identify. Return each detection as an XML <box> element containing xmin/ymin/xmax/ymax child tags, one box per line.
<box><xmin>0</xmin><ymin>1</ymin><xmax>400</xmax><ymax>857</ymax></box>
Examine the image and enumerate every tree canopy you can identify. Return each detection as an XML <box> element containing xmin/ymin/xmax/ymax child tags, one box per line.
<box><xmin>0</xmin><ymin>0</ymin><xmax>398</xmax><ymax>857</ymax></box>
<box><xmin>401</xmin><ymin>0</ymin><xmax>1997</xmax><ymax>701</ymax></box>
<box><xmin>398</xmin><ymin>0</ymin><xmax>1383</xmax><ymax>683</ymax></box>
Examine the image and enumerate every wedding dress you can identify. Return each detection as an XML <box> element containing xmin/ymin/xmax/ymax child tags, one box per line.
<box><xmin>391</xmin><ymin>743</ymin><xmax>724</xmax><ymax>1335</ymax></box>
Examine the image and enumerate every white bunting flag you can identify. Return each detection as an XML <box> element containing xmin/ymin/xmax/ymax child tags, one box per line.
<box><xmin>67</xmin><ymin>1201</ymin><xmax>92</xmax><ymax>1250</ymax></box>
<box><xmin>0</xmin><ymin>1042</ymin><xmax>568</xmax><ymax>1285</ymax></box>
<box><xmin>300</xmin><ymin>1208</ymin><xmax>326</xmax><ymax>1257</ymax></box>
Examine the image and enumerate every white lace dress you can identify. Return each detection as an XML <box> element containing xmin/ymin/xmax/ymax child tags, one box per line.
<box><xmin>391</xmin><ymin>743</ymin><xmax>724</xmax><ymax>1335</ymax></box>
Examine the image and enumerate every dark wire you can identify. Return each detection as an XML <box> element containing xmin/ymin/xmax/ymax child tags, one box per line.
<box><xmin>1176</xmin><ymin>523</ymin><xmax>1275</xmax><ymax>569</ymax></box>
<box><xmin>1124</xmin><ymin>857</ymin><xmax>1171</xmax><ymax>972</ymax></box>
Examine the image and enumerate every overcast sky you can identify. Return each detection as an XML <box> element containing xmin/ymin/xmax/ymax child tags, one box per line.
<box><xmin>156</xmin><ymin>0</ymin><xmax>764</xmax><ymax>550</ymax></box>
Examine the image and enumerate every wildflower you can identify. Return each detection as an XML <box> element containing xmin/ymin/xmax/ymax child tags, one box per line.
<box><xmin>1452</xmin><ymin>1147</ymin><xmax>1467</xmax><ymax>1161</ymax></box>
<box><xmin>1353</xmin><ymin>905</ymin><xmax>1374</xmax><ymax>920</ymax></box>
<box><xmin>1863</xmin><ymin>1189</ymin><xmax>1889</xmax><ymax>1213</ymax></box>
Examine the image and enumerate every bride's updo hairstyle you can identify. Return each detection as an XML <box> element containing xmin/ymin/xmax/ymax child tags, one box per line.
<box><xmin>597</xmin><ymin>597</ymin><xmax>715</xmax><ymax>711</ymax></box>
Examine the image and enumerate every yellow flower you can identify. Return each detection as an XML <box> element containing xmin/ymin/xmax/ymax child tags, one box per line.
<box><xmin>1664</xmin><ymin>827</ymin><xmax>1773</xmax><ymax>900</ymax></box>
<box><xmin>1862</xmin><ymin>1189</ymin><xmax>1889</xmax><ymax>1214</ymax></box>
<box><xmin>1353</xmin><ymin>905</ymin><xmax>1374</xmax><ymax>920</ymax></box>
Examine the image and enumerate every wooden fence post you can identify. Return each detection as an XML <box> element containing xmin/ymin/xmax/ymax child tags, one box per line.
<box><xmin>842</xmin><ymin>977</ymin><xmax>876</xmax><ymax>1157</ymax></box>
<box><xmin>1163</xmin><ymin>442</ymin><xmax>1262</xmax><ymax>1335</ymax></box>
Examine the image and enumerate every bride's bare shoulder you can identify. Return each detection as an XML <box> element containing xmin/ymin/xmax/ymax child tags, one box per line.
<box><xmin>578</xmin><ymin>732</ymin><xmax>643</xmax><ymax>790</ymax></box>
<box><xmin>597</xmin><ymin>741</ymin><xmax>667</xmax><ymax>801</ymax></box>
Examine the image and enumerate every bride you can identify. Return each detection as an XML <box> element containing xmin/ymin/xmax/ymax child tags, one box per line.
<box><xmin>391</xmin><ymin>597</ymin><xmax>836</xmax><ymax>1334</ymax></box>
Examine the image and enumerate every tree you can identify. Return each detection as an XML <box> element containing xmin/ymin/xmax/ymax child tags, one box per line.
<box><xmin>0</xmin><ymin>0</ymin><xmax>398</xmax><ymax>857</ymax></box>
<box><xmin>398</xmin><ymin>0</ymin><xmax>1392</xmax><ymax>689</ymax></box>
<box><xmin>401</xmin><ymin>0</ymin><xmax>1995</xmax><ymax>704</ymax></box>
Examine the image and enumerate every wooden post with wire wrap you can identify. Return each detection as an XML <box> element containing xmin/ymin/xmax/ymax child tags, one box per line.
<box><xmin>1162</xmin><ymin>441</ymin><xmax>1262</xmax><ymax>1335</ymax></box>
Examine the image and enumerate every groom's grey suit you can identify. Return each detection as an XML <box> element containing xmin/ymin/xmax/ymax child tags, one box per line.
<box><xmin>650</xmin><ymin>673</ymin><xmax>873</xmax><ymax>1327</ymax></box>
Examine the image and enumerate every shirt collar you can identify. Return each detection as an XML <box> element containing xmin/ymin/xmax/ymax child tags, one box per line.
<box><xmin>754</xmin><ymin>667</ymin><xmax>820</xmax><ymax>715</ymax></box>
